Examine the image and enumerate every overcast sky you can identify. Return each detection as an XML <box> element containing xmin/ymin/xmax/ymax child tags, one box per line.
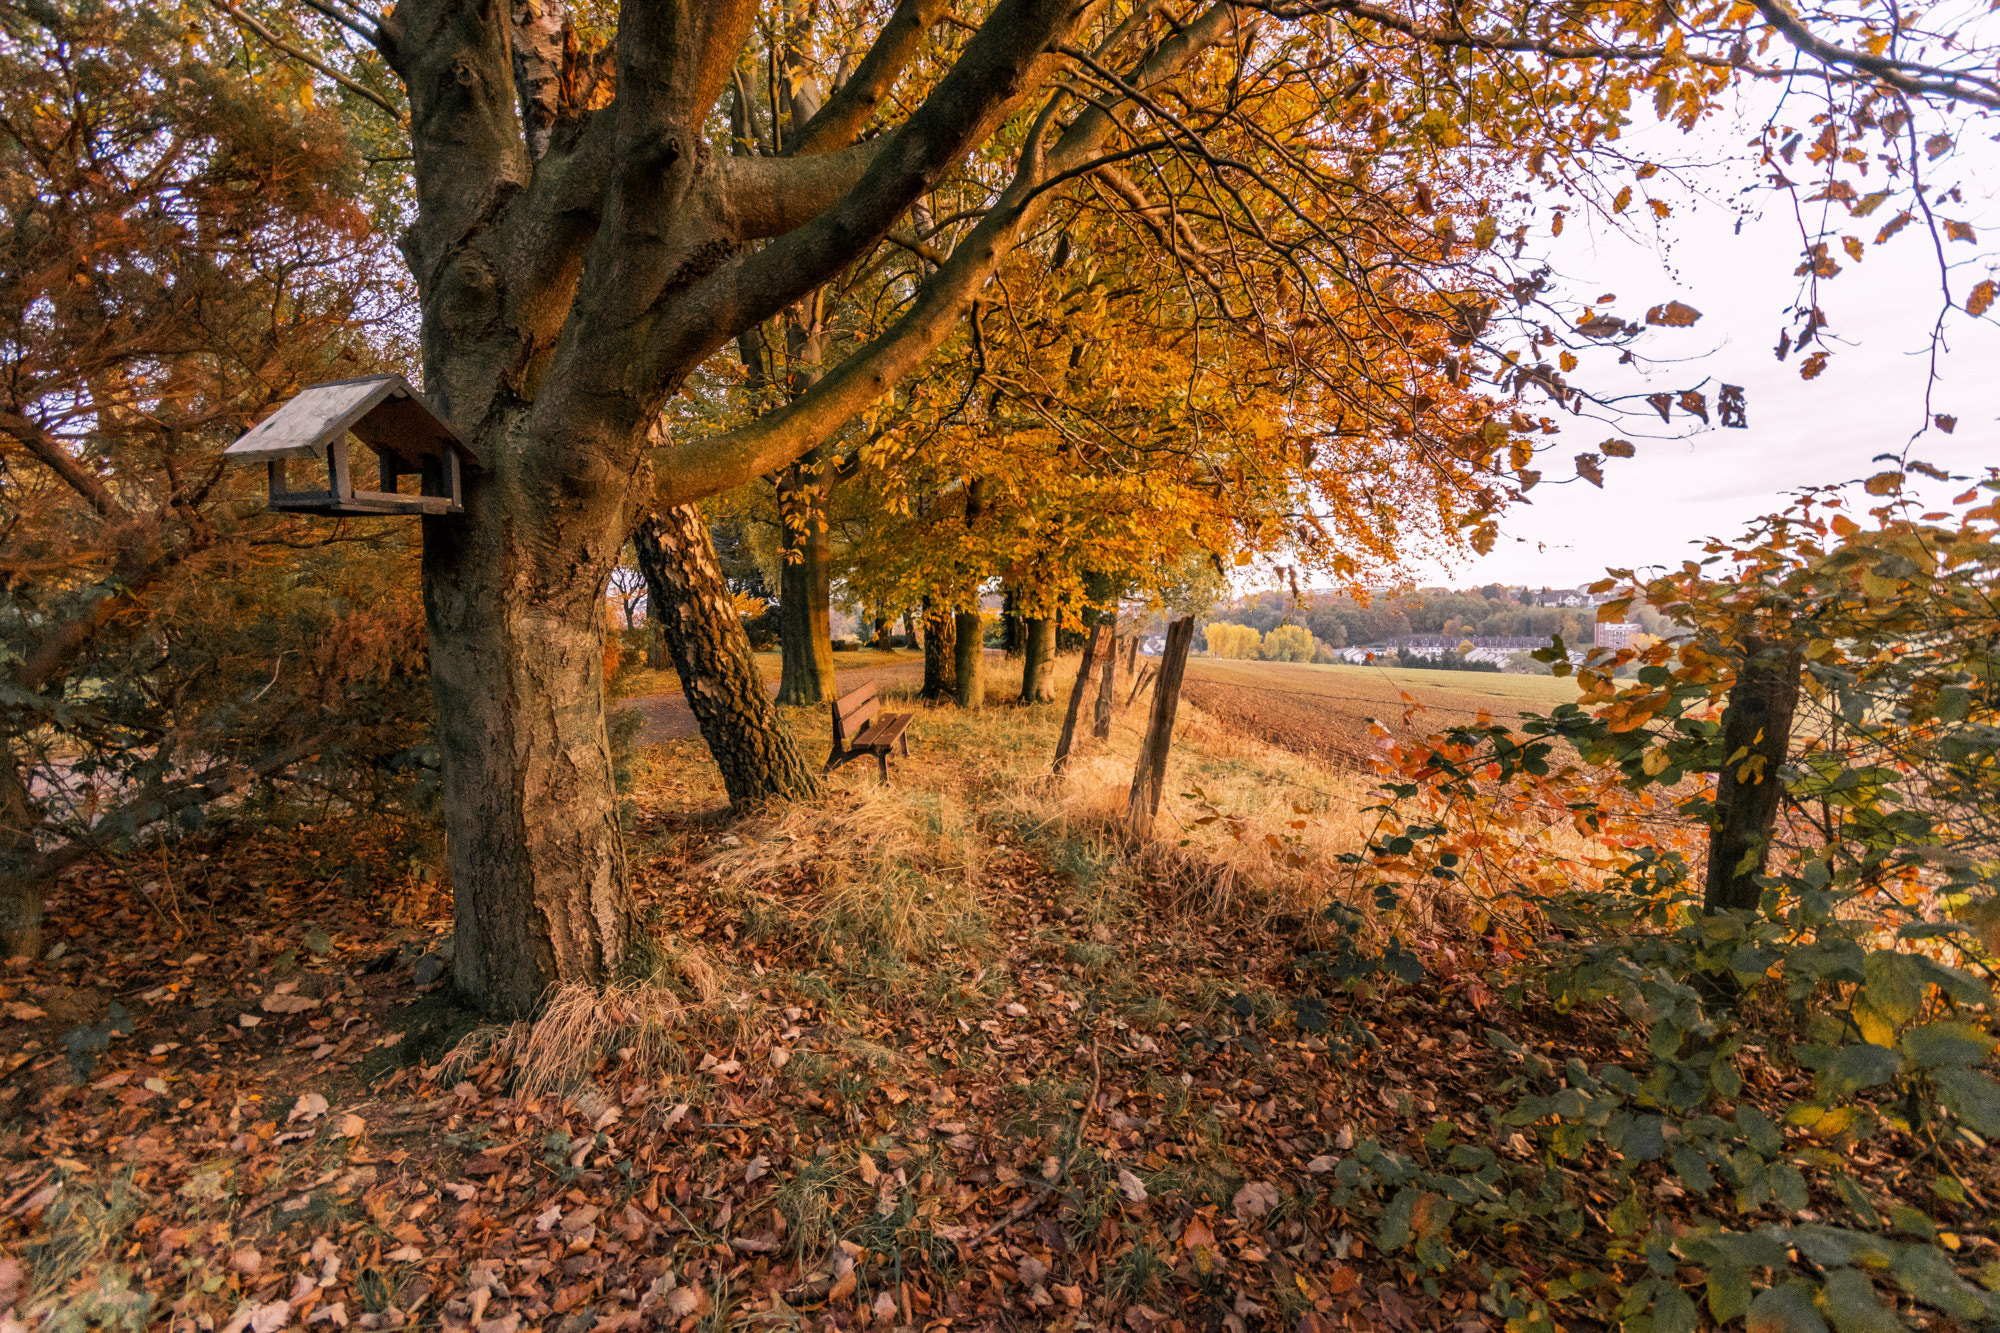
<box><xmin>1393</xmin><ymin>85</ymin><xmax>2000</xmax><ymax>591</ymax></box>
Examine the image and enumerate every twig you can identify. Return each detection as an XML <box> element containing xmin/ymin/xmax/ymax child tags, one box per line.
<box><xmin>206</xmin><ymin>0</ymin><xmax>404</xmax><ymax>119</ymax></box>
<box><xmin>976</xmin><ymin>1037</ymin><xmax>1102</xmax><ymax>1241</ymax></box>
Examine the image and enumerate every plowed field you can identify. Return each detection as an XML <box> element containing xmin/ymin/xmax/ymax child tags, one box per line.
<box><xmin>1180</xmin><ymin>657</ymin><xmax>1584</xmax><ymax>771</ymax></box>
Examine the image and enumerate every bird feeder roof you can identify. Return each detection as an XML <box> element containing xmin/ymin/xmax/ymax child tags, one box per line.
<box><xmin>224</xmin><ymin>374</ymin><xmax>478</xmax><ymax>467</ymax></box>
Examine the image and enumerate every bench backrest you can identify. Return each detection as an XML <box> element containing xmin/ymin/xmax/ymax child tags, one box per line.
<box><xmin>830</xmin><ymin>680</ymin><xmax>879</xmax><ymax>746</ymax></box>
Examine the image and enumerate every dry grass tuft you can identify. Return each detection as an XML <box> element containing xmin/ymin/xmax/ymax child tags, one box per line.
<box><xmin>694</xmin><ymin>785</ymin><xmax>989</xmax><ymax>969</ymax></box>
<box><xmin>994</xmin><ymin>679</ymin><xmax>1392</xmax><ymax>930</ymax></box>
<box><xmin>448</xmin><ymin>981</ymin><xmax>694</xmax><ymax>1101</ymax></box>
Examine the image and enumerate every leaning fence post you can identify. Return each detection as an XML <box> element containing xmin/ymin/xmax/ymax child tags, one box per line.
<box><xmin>1126</xmin><ymin>617</ymin><xmax>1195</xmax><ymax>840</ymax></box>
<box><xmin>1052</xmin><ymin>621</ymin><xmax>1107</xmax><ymax>775</ymax></box>
<box><xmin>1703</xmin><ymin>634</ymin><xmax>1803</xmax><ymax>912</ymax></box>
<box><xmin>1092</xmin><ymin>619</ymin><xmax>1119</xmax><ymax>740</ymax></box>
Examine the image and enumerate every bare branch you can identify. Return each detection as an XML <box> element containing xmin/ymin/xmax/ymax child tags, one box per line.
<box><xmin>625</xmin><ymin>0</ymin><xmax>1095</xmax><ymax>426</ymax></box>
<box><xmin>0</xmin><ymin>411</ymin><xmax>126</xmax><ymax>520</ymax></box>
<box><xmin>656</xmin><ymin>4</ymin><xmax>1243</xmax><ymax>507</ymax></box>
<box><xmin>206</xmin><ymin>0</ymin><xmax>404</xmax><ymax>117</ymax></box>
<box><xmin>788</xmin><ymin>0</ymin><xmax>945</xmax><ymax>156</ymax></box>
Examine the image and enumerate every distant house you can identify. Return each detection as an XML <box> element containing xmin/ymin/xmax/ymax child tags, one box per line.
<box><xmin>1532</xmin><ymin>585</ymin><xmax>1617</xmax><ymax>608</ymax></box>
<box><xmin>1593</xmin><ymin>621</ymin><xmax>1646</xmax><ymax>650</ymax></box>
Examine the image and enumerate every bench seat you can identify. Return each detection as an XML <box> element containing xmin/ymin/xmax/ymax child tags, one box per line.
<box><xmin>825</xmin><ymin>681</ymin><xmax>914</xmax><ymax>782</ymax></box>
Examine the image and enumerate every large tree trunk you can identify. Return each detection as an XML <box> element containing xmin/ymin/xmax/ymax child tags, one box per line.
<box><xmin>1703</xmin><ymin>636</ymin><xmax>1802</xmax><ymax>912</ymax></box>
<box><xmin>953</xmin><ymin>607</ymin><xmax>985</xmax><ymax>708</ymax></box>
<box><xmin>1020</xmin><ymin>616</ymin><xmax>1057</xmax><ymax>703</ymax></box>
<box><xmin>776</xmin><ymin>456</ymin><xmax>837</xmax><ymax>706</ymax></box>
<box><xmin>632</xmin><ymin>508</ymin><xmax>821</xmax><ymax>805</ymax></box>
<box><xmin>922</xmin><ymin>596</ymin><xmax>956</xmax><ymax>700</ymax></box>
<box><xmin>422</xmin><ymin>427</ymin><xmax>633</xmax><ymax>1019</ymax></box>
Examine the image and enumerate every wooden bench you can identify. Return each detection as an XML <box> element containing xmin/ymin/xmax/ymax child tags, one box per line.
<box><xmin>825</xmin><ymin>681</ymin><xmax>914</xmax><ymax>782</ymax></box>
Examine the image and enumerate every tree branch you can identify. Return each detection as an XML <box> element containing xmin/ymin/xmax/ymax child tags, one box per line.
<box><xmin>206</xmin><ymin>0</ymin><xmax>405</xmax><ymax>117</ymax></box>
<box><xmin>656</xmin><ymin>4</ymin><xmax>1242</xmax><ymax>507</ymax></box>
<box><xmin>628</xmin><ymin>0</ymin><xmax>1096</xmax><ymax>424</ymax></box>
<box><xmin>296</xmin><ymin>0</ymin><xmax>394</xmax><ymax>58</ymax></box>
<box><xmin>22</xmin><ymin>737</ymin><xmax>333</xmax><ymax>889</ymax></box>
<box><xmin>788</xmin><ymin>0</ymin><xmax>946</xmax><ymax>156</ymax></box>
<box><xmin>1746</xmin><ymin>0</ymin><xmax>2000</xmax><ymax>107</ymax></box>
<box><xmin>0</xmin><ymin>411</ymin><xmax>126</xmax><ymax>520</ymax></box>
<box><xmin>715</xmin><ymin>137</ymin><xmax>886</xmax><ymax>240</ymax></box>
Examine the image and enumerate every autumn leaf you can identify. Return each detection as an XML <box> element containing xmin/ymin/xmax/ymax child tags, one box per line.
<box><xmin>1933</xmin><ymin>414</ymin><xmax>1956</xmax><ymax>434</ymax></box>
<box><xmin>1943</xmin><ymin>219</ymin><xmax>1976</xmax><ymax>243</ymax></box>
<box><xmin>1840</xmin><ymin>235</ymin><xmax>1864</xmax><ymax>263</ymax></box>
<box><xmin>1799</xmin><ymin>350</ymin><xmax>1830</xmax><ymax>380</ymax></box>
<box><xmin>1613</xmin><ymin>185</ymin><xmax>1633</xmax><ymax>213</ymax></box>
<box><xmin>1644</xmin><ymin>300</ymin><xmax>1702</xmax><ymax>327</ymax></box>
<box><xmin>1574</xmin><ymin>454</ymin><xmax>1604</xmax><ymax>487</ymax></box>
<box><xmin>1876</xmin><ymin>211</ymin><xmax>1914</xmax><ymax>244</ymax></box>
<box><xmin>1601</xmin><ymin>439</ymin><xmax>1635</xmax><ymax>458</ymax></box>
<box><xmin>1967</xmin><ymin>279</ymin><xmax>1996</xmax><ymax>317</ymax></box>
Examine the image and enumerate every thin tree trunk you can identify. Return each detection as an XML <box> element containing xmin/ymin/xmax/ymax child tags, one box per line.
<box><xmin>423</xmin><ymin>428</ymin><xmax>633</xmax><ymax>1018</ymax></box>
<box><xmin>632</xmin><ymin>508</ymin><xmax>822</xmax><ymax>806</ymax></box>
<box><xmin>1127</xmin><ymin>617</ymin><xmax>1195</xmax><ymax>840</ymax></box>
<box><xmin>922</xmin><ymin>596</ymin><xmax>956</xmax><ymax>700</ymax></box>
<box><xmin>1020</xmin><ymin>616</ymin><xmax>1057</xmax><ymax>703</ymax></box>
<box><xmin>1124</xmin><ymin>632</ymin><xmax>1139</xmax><ymax>681</ymax></box>
<box><xmin>953</xmin><ymin>607</ymin><xmax>984</xmax><ymax>709</ymax></box>
<box><xmin>1703</xmin><ymin>636</ymin><xmax>1802</xmax><ymax>912</ymax></box>
<box><xmin>0</xmin><ymin>756</ymin><xmax>43</xmax><ymax>961</ymax></box>
<box><xmin>1093</xmin><ymin>620</ymin><xmax>1118</xmax><ymax>739</ymax></box>
<box><xmin>902</xmin><ymin>609</ymin><xmax>917</xmax><ymax>648</ymax></box>
<box><xmin>1052</xmin><ymin>621</ymin><xmax>1106</xmax><ymax>775</ymax></box>
<box><xmin>776</xmin><ymin>450</ymin><xmax>837</xmax><ymax>706</ymax></box>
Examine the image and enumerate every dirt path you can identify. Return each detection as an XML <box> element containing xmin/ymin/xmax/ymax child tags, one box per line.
<box><xmin>623</xmin><ymin>657</ymin><xmax>930</xmax><ymax>744</ymax></box>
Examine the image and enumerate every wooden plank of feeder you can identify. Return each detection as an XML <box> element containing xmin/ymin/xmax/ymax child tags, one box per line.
<box><xmin>224</xmin><ymin>376</ymin><xmax>403</xmax><ymax>464</ymax></box>
<box><xmin>225</xmin><ymin>373</ymin><xmax>479</xmax><ymax>468</ymax></box>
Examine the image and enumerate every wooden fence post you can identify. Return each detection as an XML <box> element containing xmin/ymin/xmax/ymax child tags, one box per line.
<box><xmin>1093</xmin><ymin>621</ymin><xmax>1118</xmax><ymax>739</ymax></box>
<box><xmin>1126</xmin><ymin>617</ymin><xmax>1195</xmax><ymax>840</ymax></box>
<box><xmin>1703</xmin><ymin>635</ymin><xmax>1803</xmax><ymax>912</ymax></box>
<box><xmin>1051</xmin><ymin>621</ymin><xmax>1107</xmax><ymax>775</ymax></box>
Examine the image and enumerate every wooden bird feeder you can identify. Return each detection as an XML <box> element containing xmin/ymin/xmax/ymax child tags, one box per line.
<box><xmin>224</xmin><ymin>374</ymin><xmax>479</xmax><ymax>516</ymax></box>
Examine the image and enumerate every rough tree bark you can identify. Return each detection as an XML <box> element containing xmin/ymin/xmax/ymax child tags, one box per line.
<box><xmin>1019</xmin><ymin>616</ymin><xmax>1057</xmax><ymax>703</ymax></box>
<box><xmin>922</xmin><ymin>597</ymin><xmax>956</xmax><ymax>700</ymax></box>
<box><xmin>1703</xmin><ymin>636</ymin><xmax>1803</xmax><ymax>912</ymax></box>
<box><xmin>368</xmin><ymin>0</ymin><xmax>1233</xmax><ymax>1013</ymax></box>
<box><xmin>1093</xmin><ymin>618</ymin><xmax>1118</xmax><ymax>739</ymax></box>
<box><xmin>422</xmin><ymin>454</ymin><xmax>634</xmax><ymax>1019</ymax></box>
<box><xmin>632</xmin><ymin>508</ymin><xmax>821</xmax><ymax>805</ymax></box>
<box><xmin>0</xmin><ymin>758</ymin><xmax>43</xmax><ymax>960</ymax></box>
<box><xmin>953</xmin><ymin>608</ymin><xmax>985</xmax><ymax>709</ymax></box>
<box><xmin>1127</xmin><ymin>617</ymin><xmax>1195</xmax><ymax>840</ymax></box>
<box><xmin>776</xmin><ymin>457</ymin><xmax>838</xmax><ymax>706</ymax></box>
